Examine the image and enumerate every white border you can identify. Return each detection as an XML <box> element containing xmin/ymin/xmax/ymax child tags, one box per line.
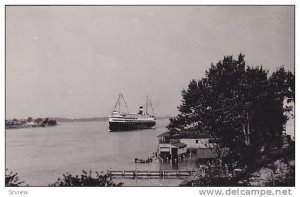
<box><xmin>1</xmin><ymin>0</ymin><xmax>298</xmax><ymax>5</ymax></box>
<box><xmin>1</xmin><ymin>1</ymin><xmax>298</xmax><ymax>197</ymax></box>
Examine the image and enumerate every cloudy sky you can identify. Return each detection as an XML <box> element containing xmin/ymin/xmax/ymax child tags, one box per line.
<box><xmin>6</xmin><ymin>6</ymin><xmax>294</xmax><ymax>119</ymax></box>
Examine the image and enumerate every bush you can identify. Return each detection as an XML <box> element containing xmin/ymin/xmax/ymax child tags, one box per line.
<box><xmin>265</xmin><ymin>159</ymin><xmax>295</xmax><ymax>186</ymax></box>
<box><xmin>185</xmin><ymin>159</ymin><xmax>237</xmax><ymax>186</ymax></box>
<box><xmin>5</xmin><ymin>169</ymin><xmax>25</xmax><ymax>187</ymax></box>
<box><xmin>50</xmin><ymin>170</ymin><xmax>123</xmax><ymax>186</ymax></box>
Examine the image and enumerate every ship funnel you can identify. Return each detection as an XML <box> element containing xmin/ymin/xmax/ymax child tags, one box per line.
<box><xmin>138</xmin><ymin>106</ymin><xmax>143</xmax><ymax>115</ymax></box>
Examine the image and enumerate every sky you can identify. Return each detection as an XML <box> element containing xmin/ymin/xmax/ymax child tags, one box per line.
<box><xmin>6</xmin><ymin>6</ymin><xmax>294</xmax><ymax>119</ymax></box>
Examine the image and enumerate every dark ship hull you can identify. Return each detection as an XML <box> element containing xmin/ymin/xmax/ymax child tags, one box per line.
<box><xmin>109</xmin><ymin>120</ymin><xmax>156</xmax><ymax>131</ymax></box>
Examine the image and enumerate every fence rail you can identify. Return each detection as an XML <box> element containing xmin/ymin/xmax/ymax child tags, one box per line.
<box><xmin>109</xmin><ymin>170</ymin><xmax>195</xmax><ymax>179</ymax></box>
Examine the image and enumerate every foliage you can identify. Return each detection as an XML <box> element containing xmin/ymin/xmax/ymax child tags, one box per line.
<box><xmin>184</xmin><ymin>159</ymin><xmax>247</xmax><ymax>186</ymax></box>
<box><xmin>47</xmin><ymin>119</ymin><xmax>57</xmax><ymax>126</ymax></box>
<box><xmin>168</xmin><ymin>54</ymin><xmax>294</xmax><ymax>166</ymax></box>
<box><xmin>264</xmin><ymin>159</ymin><xmax>295</xmax><ymax>186</ymax></box>
<box><xmin>5</xmin><ymin>169</ymin><xmax>25</xmax><ymax>187</ymax></box>
<box><xmin>267</xmin><ymin>167</ymin><xmax>295</xmax><ymax>186</ymax></box>
<box><xmin>50</xmin><ymin>170</ymin><xmax>123</xmax><ymax>187</ymax></box>
<box><xmin>265</xmin><ymin>145</ymin><xmax>295</xmax><ymax>186</ymax></box>
<box><xmin>34</xmin><ymin>118</ymin><xmax>43</xmax><ymax>123</ymax></box>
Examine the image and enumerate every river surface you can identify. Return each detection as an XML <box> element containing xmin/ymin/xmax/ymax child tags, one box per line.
<box><xmin>6</xmin><ymin>118</ymin><xmax>294</xmax><ymax>186</ymax></box>
<box><xmin>6</xmin><ymin>119</ymin><xmax>197</xmax><ymax>186</ymax></box>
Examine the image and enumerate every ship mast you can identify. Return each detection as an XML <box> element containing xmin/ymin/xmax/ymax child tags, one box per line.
<box><xmin>149</xmin><ymin>98</ymin><xmax>154</xmax><ymax>116</ymax></box>
<box><xmin>145</xmin><ymin>96</ymin><xmax>155</xmax><ymax>116</ymax></box>
<box><xmin>113</xmin><ymin>93</ymin><xmax>129</xmax><ymax>114</ymax></box>
<box><xmin>146</xmin><ymin>96</ymin><xmax>148</xmax><ymax>115</ymax></box>
<box><xmin>118</xmin><ymin>96</ymin><xmax>121</xmax><ymax>112</ymax></box>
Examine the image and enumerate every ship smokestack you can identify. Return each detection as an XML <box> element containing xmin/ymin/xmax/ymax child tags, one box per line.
<box><xmin>138</xmin><ymin>106</ymin><xmax>143</xmax><ymax>115</ymax></box>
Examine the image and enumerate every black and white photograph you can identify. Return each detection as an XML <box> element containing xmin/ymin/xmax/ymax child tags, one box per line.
<box><xmin>4</xmin><ymin>4</ymin><xmax>295</xmax><ymax>191</ymax></box>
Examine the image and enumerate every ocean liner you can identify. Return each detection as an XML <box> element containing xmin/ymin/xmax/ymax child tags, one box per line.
<box><xmin>108</xmin><ymin>93</ymin><xmax>156</xmax><ymax>131</ymax></box>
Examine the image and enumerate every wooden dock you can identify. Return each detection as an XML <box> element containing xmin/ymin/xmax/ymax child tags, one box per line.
<box><xmin>109</xmin><ymin>170</ymin><xmax>194</xmax><ymax>179</ymax></box>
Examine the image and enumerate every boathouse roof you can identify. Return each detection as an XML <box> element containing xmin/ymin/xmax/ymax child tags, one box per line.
<box><xmin>157</xmin><ymin>132</ymin><xmax>171</xmax><ymax>137</ymax></box>
<box><xmin>171</xmin><ymin>142</ymin><xmax>187</xmax><ymax>148</ymax></box>
<box><xmin>157</xmin><ymin>131</ymin><xmax>211</xmax><ymax>139</ymax></box>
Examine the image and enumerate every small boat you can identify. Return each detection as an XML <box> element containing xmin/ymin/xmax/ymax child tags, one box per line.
<box><xmin>108</xmin><ymin>93</ymin><xmax>156</xmax><ymax>131</ymax></box>
<box><xmin>134</xmin><ymin>158</ymin><xmax>153</xmax><ymax>163</ymax></box>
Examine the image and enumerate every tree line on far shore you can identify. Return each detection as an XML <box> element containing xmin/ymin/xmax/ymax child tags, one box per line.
<box><xmin>5</xmin><ymin>117</ymin><xmax>57</xmax><ymax>128</ymax></box>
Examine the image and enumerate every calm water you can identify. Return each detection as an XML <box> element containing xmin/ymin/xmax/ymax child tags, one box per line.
<box><xmin>7</xmin><ymin>118</ymin><xmax>294</xmax><ymax>186</ymax></box>
<box><xmin>6</xmin><ymin>119</ymin><xmax>197</xmax><ymax>186</ymax></box>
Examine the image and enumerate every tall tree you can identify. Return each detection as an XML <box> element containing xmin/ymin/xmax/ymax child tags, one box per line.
<box><xmin>167</xmin><ymin>54</ymin><xmax>294</xmax><ymax>165</ymax></box>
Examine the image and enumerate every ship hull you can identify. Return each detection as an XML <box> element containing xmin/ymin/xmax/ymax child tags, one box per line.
<box><xmin>109</xmin><ymin>121</ymin><xmax>156</xmax><ymax>131</ymax></box>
